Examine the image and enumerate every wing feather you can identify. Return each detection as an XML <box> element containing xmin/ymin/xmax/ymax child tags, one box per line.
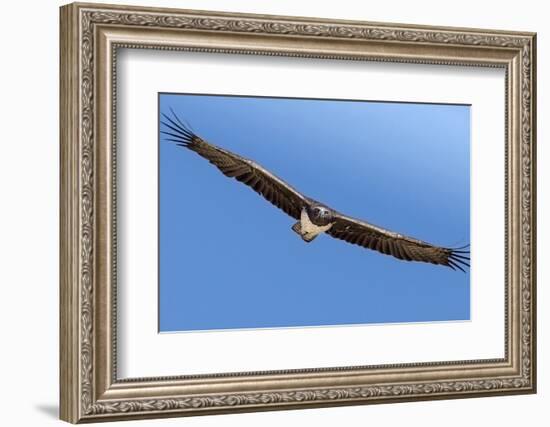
<box><xmin>161</xmin><ymin>112</ymin><xmax>309</xmax><ymax>220</ymax></box>
<box><xmin>327</xmin><ymin>212</ymin><xmax>469</xmax><ymax>270</ymax></box>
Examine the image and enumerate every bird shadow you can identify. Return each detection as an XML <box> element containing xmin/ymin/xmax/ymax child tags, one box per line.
<box><xmin>35</xmin><ymin>403</ymin><xmax>58</xmax><ymax>419</ymax></box>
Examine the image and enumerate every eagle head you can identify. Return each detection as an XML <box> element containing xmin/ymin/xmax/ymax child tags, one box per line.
<box><xmin>308</xmin><ymin>205</ymin><xmax>333</xmax><ymax>226</ymax></box>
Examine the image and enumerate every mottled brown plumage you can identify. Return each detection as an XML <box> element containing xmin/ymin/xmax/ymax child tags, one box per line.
<box><xmin>161</xmin><ymin>110</ymin><xmax>469</xmax><ymax>271</ymax></box>
<box><xmin>326</xmin><ymin>213</ymin><xmax>469</xmax><ymax>270</ymax></box>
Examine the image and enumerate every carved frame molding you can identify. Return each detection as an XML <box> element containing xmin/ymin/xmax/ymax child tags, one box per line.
<box><xmin>60</xmin><ymin>2</ymin><xmax>536</xmax><ymax>423</ymax></box>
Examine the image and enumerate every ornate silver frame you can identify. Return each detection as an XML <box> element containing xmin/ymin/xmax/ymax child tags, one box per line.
<box><xmin>60</xmin><ymin>2</ymin><xmax>537</xmax><ymax>423</ymax></box>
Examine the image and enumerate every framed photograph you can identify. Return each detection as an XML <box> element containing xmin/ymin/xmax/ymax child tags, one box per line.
<box><xmin>60</xmin><ymin>2</ymin><xmax>537</xmax><ymax>423</ymax></box>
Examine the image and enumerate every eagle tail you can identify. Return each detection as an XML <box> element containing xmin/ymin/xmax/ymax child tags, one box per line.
<box><xmin>291</xmin><ymin>222</ymin><xmax>301</xmax><ymax>235</ymax></box>
<box><xmin>291</xmin><ymin>222</ymin><xmax>318</xmax><ymax>243</ymax></box>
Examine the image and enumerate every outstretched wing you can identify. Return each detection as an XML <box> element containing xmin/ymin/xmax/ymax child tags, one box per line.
<box><xmin>327</xmin><ymin>212</ymin><xmax>470</xmax><ymax>271</ymax></box>
<box><xmin>161</xmin><ymin>110</ymin><xmax>310</xmax><ymax>219</ymax></box>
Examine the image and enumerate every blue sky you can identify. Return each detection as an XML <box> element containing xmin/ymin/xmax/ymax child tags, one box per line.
<box><xmin>158</xmin><ymin>93</ymin><xmax>470</xmax><ymax>332</ymax></box>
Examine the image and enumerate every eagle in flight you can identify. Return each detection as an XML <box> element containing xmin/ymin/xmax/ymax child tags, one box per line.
<box><xmin>161</xmin><ymin>110</ymin><xmax>470</xmax><ymax>272</ymax></box>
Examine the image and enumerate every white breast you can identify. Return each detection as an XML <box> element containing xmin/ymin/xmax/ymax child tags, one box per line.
<box><xmin>300</xmin><ymin>208</ymin><xmax>333</xmax><ymax>236</ymax></box>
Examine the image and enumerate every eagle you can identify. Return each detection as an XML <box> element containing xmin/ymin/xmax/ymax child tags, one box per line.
<box><xmin>161</xmin><ymin>110</ymin><xmax>470</xmax><ymax>272</ymax></box>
